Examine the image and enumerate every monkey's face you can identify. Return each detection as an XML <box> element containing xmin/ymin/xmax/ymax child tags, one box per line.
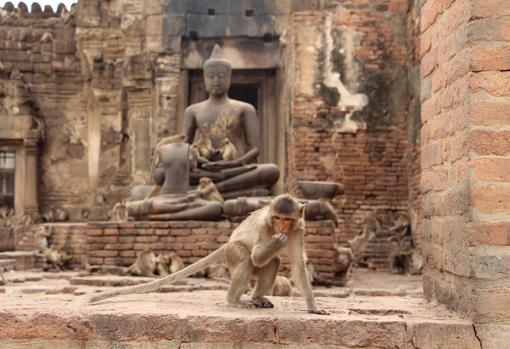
<box><xmin>199</xmin><ymin>177</ymin><xmax>211</xmax><ymax>187</ymax></box>
<box><xmin>271</xmin><ymin>213</ymin><xmax>299</xmax><ymax>235</ymax></box>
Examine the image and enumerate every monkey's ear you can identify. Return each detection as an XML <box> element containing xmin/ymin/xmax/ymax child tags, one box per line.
<box><xmin>299</xmin><ymin>203</ymin><xmax>306</xmax><ymax>216</ymax></box>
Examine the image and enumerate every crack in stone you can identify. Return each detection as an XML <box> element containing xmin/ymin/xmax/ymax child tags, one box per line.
<box><xmin>472</xmin><ymin>324</ymin><xmax>484</xmax><ymax>349</ymax></box>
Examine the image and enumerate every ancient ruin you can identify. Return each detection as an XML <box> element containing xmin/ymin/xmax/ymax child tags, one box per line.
<box><xmin>0</xmin><ymin>0</ymin><xmax>508</xmax><ymax>348</ymax></box>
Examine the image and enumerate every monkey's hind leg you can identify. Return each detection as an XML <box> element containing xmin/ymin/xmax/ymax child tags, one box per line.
<box><xmin>250</xmin><ymin>257</ymin><xmax>280</xmax><ymax>308</ymax></box>
<box><xmin>225</xmin><ymin>241</ymin><xmax>256</xmax><ymax>309</ymax></box>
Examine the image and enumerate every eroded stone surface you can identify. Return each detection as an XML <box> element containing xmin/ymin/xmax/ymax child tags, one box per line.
<box><xmin>0</xmin><ymin>270</ymin><xmax>482</xmax><ymax>348</ymax></box>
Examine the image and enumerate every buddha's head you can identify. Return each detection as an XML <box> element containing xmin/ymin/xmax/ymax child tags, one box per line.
<box><xmin>203</xmin><ymin>45</ymin><xmax>231</xmax><ymax>97</ymax></box>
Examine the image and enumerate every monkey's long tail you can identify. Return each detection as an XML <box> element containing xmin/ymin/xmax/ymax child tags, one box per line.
<box><xmin>89</xmin><ymin>245</ymin><xmax>227</xmax><ymax>303</ymax></box>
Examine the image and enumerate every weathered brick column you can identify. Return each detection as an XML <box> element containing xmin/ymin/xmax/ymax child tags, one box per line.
<box><xmin>420</xmin><ymin>0</ymin><xmax>510</xmax><ymax>324</ymax></box>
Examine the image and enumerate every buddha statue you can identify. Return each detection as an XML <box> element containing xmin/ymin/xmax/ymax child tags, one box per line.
<box><xmin>183</xmin><ymin>45</ymin><xmax>280</xmax><ymax>199</ymax></box>
<box><xmin>122</xmin><ymin>45</ymin><xmax>279</xmax><ymax>221</ymax></box>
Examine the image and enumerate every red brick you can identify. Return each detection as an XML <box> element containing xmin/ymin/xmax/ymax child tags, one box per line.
<box><xmin>471</xmin><ymin>184</ymin><xmax>510</xmax><ymax>214</ymax></box>
<box><xmin>104</xmin><ymin>228</ymin><xmax>119</xmax><ymax>236</ymax></box>
<box><xmin>470</xmin><ymin>71</ymin><xmax>510</xmax><ymax>97</ymax></box>
<box><xmin>467</xmin><ymin>222</ymin><xmax>510</xmax><ymax>246</ymax></box>
<box><xmin>437</xmin><ymin>32</ymin><xmax>456</xmax><ymax>64</ymax></box>
<box><xmin>472</xmin><ymin>0</ymin><xmax>510</xmax><ymax>18</ymax></box>
<box><xmin>421</xmin><ymin>0</ymin><xmax>443</xmax><ymax>32</ymax></box>
<box><xmin>172</xmin><ymin>229</ymin><xmax>191</xmax><ymax>236</ymax></box>
<box><xmin>470</xmin><ymin>130</ymin><xmax>510</xmax><ymax>156</ymax></box>
<box><xmin>443</xmin><ymin>0</ymin><xmax>471</xmax><ymax>33</ymax></box>
<box><xmin>421</xmin><ymin>48</ymin><xmax>437</xmax><ymax>77</ymax></box>
<box><xmin>88</xmin><ymin>236</ymin><xmax>117</xmax><ymax>244</ymax></box>
<box><xmin>470</xmin><ymin>42</ymin><xmax>510</xmax><ymax>71</ymax></box>
<box><xmin>471</xmin><ymin>157</ymin><xmax>510</xmax><ymax>182</ymax></box>
<box><xmin>89</xmin><ymin>250</ymin><xmax>119</xmax><ymax>258</ymax></box>
<box><xmin>87</xmin><ymin>229</ymin><xmax>103</xmax><ymax>236</ymax></box>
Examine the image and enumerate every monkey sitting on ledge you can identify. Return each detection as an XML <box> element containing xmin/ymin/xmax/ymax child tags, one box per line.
<box><xmin>89</xmin><ymin>194</ymin><xmax>329</xmax><ymax>315</ymax></box>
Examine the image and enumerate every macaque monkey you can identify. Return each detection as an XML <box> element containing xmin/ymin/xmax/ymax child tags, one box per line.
<box><xmin>40</xmin><ymin>32</ymin><xmax>54</xmax><ymax>43</ymax></box>
<box><xmin>124</xmin><ymin>249</ymin><xmax>157</xmax><ymax>277</ymax></box>
<box><xmin>155</xmin><ymin>133</ymin><xmax>187</xmax><ymax>150</ymax></box>
<box><xmin>195</xmin><ymin>177</ymin><xmax>224</xmax><ymax>203</ymax></box>
<box><xmin>34</xmin><ymin>226</ymin><xmax>51</xmax><ymax>252</ymax></box>
<box><xmin>42</xmin><ymin>208</ymin><xmax>68</xmax><ymax>222</ymax></box>
<box><xmin>205</xmin><ymin>263</ymin><xmax>230</xmax><ymax>281</ymax></box>
<box><xmin>189</xmin><ymin>143</ymin><xmax>210</xmax><ymax>170</ymax></box>
<box><xmin>0</xmin><ymin>267</ymin><xmax>10</xmax><ymax>286</ymax></box>
<box><xmin>89</xmin><ymin>194</ymin><xmax>329</xmax><ymax>315</ymax></box>
<box><xmin>110</xmin><ymin>201</ymin><xmax>128</xmax><ymax>221</ymax></box>
<box><xmin>157</xmin><ymin>252</ymin><xmax>184</xmax><ymax>276</ymax></box>
<box><xmin>220</xmin><ymin>138</ymin><xmax>237</xmax><ymax>161</ymax></box>
<box><xmin>333</xmin><ymin>244</ymin><xmax>354</xmax><ymax>286</ymax></box>
<box><xmin>0</xmin><ymin>205</ymin><xmax>13</xmax><ymax>219</ymax></box>
<box><xmin>194</xmin><ymin>129</ymin><xmax>214</xmax><ymax>159</ymax></box>
<box><xmin>44</xmin><ymin>245</ymin><xmax>71</xmax><ymax>271</ymax></box>
<box><xmin>269</xmin><ymin>276</ymin><xmax>293</xmax><ymax>297</ymax></box>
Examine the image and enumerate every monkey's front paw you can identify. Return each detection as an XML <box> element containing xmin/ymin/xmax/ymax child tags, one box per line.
<box><xmin>308</xmin><ymin>309</ymin><xmax>330</xmax><ymax>315</ymax></box>
<box><xmin>272</xmin><ymin>233</ymin><xmax>288</xmax><ymax>247</ymax></box>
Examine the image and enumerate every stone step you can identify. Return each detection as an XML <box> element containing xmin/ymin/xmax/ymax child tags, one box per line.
<box><xmin>0</xmin><ymin>289</ymin><xmax>489</xmax><ymax>349</ymax></box>
<box><xmin>0</xmin><ymin>251</ymin><xmax>44</xmax><ymax>271</ymax></box>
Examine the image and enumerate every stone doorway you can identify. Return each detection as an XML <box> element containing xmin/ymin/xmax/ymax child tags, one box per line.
<box><xmin>182</xmin><ymin>69</ymin><xmax>284</xmax><ymax>192</ymax></box>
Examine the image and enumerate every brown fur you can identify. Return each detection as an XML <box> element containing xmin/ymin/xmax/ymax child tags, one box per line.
<box><xmin>125</xmin><ymin>249</ymin><xmax>157</xmax><ymax>277</ymax></box>
<box><xmin>269</xmin><ymin>275</ymin><xmax>293</xmax><ymax>296</ymax></box>
<box><xmin>197</xmin><ymin>177</ymin><xmax>224</xmax><ymax>203</ymax></box>
<box><xmin>220</xmin><ymin>138</ymin><xmax>237</xmax><ymax>161</ymax></box>
<box><xmin>189</xmin><ymin>143</ymin><xmax>210</xmax><ymax>169</ymax></box>
<box><xmin>194</xmin><ymin>129</ymin><xmax>214</xmax><ymax>159</ymax></box>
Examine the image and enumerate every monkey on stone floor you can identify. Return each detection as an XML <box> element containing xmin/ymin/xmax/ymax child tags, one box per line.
<box><xmin>189</xmin><ymin>143</ymin><xmax>210</xmax><ymax>170</ymax></box>
<box><xmin>0</xmin><ymin>205</ymin><xmax>13</xmax><ymax>220</ymax></box>
<box><xmin>34</xmin><ymin>226</ymin><xmax>51</xmax><ymax>252</ymax></box>
<box><xmin>44</xmin><ymin>245</ymin><xmax>70</xmax><ymax>271</ymax></box>
<box><xmin>269</xmin><ymin>275</ymin><xmax>293</xmax><ymax>297</ymax></box>
<box><xmin>220</xmin><ymin>137</ymin><xmax>237</xmax><ymax>161</ymax></box>
<box><xmin>333</xmin><ymin>244</ymin><xmax>354</xmax><ymax>286</ymax></box>
<box><xmin>0</xmin><ymin>268</ymin><xmax>9</xmax><ymax>286</ymax></box>
<box><xmin>205</xmin><ymin>263</ymin><xmax>230</xmax><ymax>281</ymax></box>
<box><xmin>157</xmin><ymin>252</ymin><xmax>184</xmax><ymax>276</ymax></box>
<box><xmin>124</xmin><ymin>249</ymin><xmax>157</xmax><ymax>277</ymax></box>
<box><xmin>89</xmin><ymin>194</ymin><xmax>329</xmax><ymax>315</ymax></box>
<box><xmin>196</xmin><ymin>177</ymin><xmax>224</xmax><ymax>203</ymax></box>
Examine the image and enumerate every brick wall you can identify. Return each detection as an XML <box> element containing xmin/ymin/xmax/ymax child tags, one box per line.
<box><xmin>15</xmin><ymin>223</ymin><xmax>88</xmax><ymax>269</ymax></box>
<box><xmin>419</xmin><ymin>0</ymin><xmax>510</xmax><ymax>322</ymax></box>
<box><xmin>288</xmin><ymin>1</ymin><xmax>417</xmax><ymax>267</ymax></box>
<box><xmin>85</xmin><ymin>220</ymin><xmax>338</xmax><ymax>282</ymax></box>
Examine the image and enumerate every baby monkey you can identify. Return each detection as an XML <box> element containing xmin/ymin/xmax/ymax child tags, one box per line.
<box><xmin>89</xmin><ymin>194</ymin><xmax>329</xmax><ymax>315</ymax></box>
<box><xmin>196</xmin><ymin>177</ymin><xmax>224</xmax><ymax>203</ymax></box>
<box><xmin>220</xmin><ymin>138</ymin><xmax>238</xmax><ymax>161</ymax></box>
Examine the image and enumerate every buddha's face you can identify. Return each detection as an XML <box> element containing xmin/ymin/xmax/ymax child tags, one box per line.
<box><xmin>204</xmin><ymin>64</ymin><xmax>231</xmax><ymax>96</ymax></box>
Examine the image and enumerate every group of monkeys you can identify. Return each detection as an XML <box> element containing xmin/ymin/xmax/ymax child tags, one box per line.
<box><xmin>143</xmin><ymin>132</ymin><xmax>232</xmax><ymax>204</ymax></box>
<box><xmin>33</xmin><ymin>226</ymin><xmax>72</xmax><ymax>271</ymax></box>
<box><xmin>124</xmin><ymin>249</ymin><xmax>185</xmax><ymax>278</ymax></box>
<box><xmin>122</xmin><ymin>246</ymin><xmax>333</xmax><ymax>298</ymax></box>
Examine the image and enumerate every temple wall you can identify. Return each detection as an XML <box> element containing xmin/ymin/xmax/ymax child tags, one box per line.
<box><xmin>0</xmin><ymin>3</ymin><xmax>86</xmax><ymax>219</ymax></box>
<box><xmin>13</xmin><ymin>220</ymin><xmax>339</xmax><ymax>282</ymax></box>
<box><xmin>287</xmin><ymin>1</ymin><xmax>419</xmax><ymax>269</ymax></box>
<box><xmin>418</xmin><ymin>0</ymin><xmax>510</xmax><ymax>324</ymax></box>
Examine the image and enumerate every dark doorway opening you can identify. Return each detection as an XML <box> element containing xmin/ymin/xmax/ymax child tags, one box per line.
<box><xmin>229</xmin><ymin>84</ymin><xmax>258</xmax><ymax>109</ymax></box>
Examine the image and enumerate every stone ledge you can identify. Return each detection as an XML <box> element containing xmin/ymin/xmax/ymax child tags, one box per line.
<box><xmin>0</xmin><ymin>289</ymin><xmax>482</xmax><ymax>349</ymax></box>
